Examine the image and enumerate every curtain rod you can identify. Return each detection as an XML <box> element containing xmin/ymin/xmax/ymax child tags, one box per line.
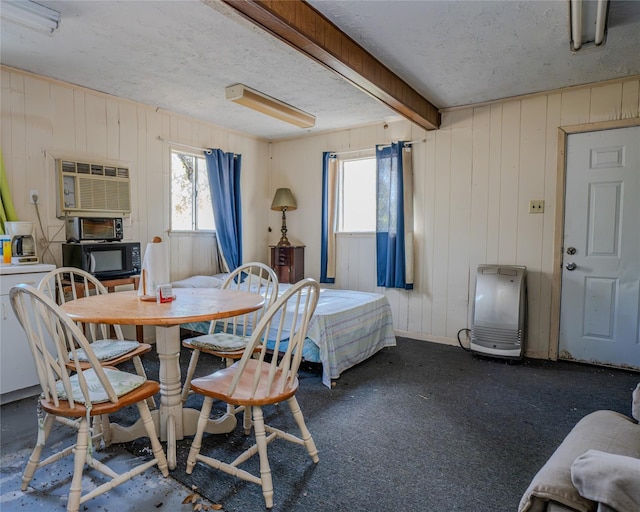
<box><xmin>330</xmin><ymin>138</ymin><xmax>426</xmax><ymax>157</ymax></box>
<box><xmin>157</xmin><ymin>136</ymin><xmax>212</xmax><ymax>154</ymax></box>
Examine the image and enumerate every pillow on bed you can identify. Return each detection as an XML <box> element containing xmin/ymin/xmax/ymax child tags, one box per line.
<box><xmin>237</xmin><ymin>277</ymin><xmax>271</xmax><ymax>294</ymax></box>
<box><xmin>171</xmin><ymin>275</ymin><xmax>224</xmax><ymax>289</ymax></box>
<box><xmin>632</xmin><ymin>383</ymin><xmax>640</xmax><ymax>421</ymax></box>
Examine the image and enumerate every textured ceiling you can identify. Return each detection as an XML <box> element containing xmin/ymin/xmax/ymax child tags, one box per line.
<box><xmin>1</xmin><ymin>1</ymin><xmax>639</xmax><ymax>141</ymax></box>
<box><xmin>309</xmin><ymin>0</ymin><xmax>640</xmax><ymax>107</ymax></box>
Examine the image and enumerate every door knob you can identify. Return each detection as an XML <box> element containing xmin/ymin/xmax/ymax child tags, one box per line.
<box><xmin>565</xmin><ymin>262</ymin><xmax>577</xmax><ymax>271</ymax></box>
<box><xmin>566</xmin><ymin>247</ymin><xmax>576</xmax><ymax>255</ymax></box>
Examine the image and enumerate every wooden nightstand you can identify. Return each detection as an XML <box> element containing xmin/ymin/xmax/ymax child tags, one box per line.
<box><xmin>270</xmin><ymin>245</ymin><xmax>304</xmax><ymax>284</ymax></box>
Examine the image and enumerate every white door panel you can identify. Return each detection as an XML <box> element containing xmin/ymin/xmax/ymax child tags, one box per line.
<box><xmin>559</xmin><ymin>126</ymin><xmax>640</xmax><ymax>369</ymax></box>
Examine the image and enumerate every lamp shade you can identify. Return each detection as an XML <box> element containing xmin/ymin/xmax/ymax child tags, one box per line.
<box><xmin>271</xmin><ymin>188</ymin><xmax>297</xmax><ymax>211</ymax></box>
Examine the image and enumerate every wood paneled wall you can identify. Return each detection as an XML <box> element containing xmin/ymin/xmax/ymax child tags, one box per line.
<box><xmin>271</xmin><ymin>77</ymin><xmax>640</xmax><ymax>359</ymax></box>
<box><xmin>1</xmin><ymin>66</ymin><xmax>271</xmax><ymax>280</ymax></box>
<box><xmin>2</xmin><ymin>65</ymin><xmax>638</xmax><ymax>360</ymax></box>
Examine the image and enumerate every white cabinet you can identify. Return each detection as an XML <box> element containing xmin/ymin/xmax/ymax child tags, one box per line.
<box><xmin>1</xmin><ymin>264</ymin><xmax>55</xmax><ymax>404</ymax></box>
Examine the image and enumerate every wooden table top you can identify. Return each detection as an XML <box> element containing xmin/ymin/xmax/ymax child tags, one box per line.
<box><xmin>60</xmin><ymin>288</ymin><xmax>264</xmax><ymax>326</ymax></box>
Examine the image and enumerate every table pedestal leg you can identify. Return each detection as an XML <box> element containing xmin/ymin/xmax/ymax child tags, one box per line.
<box><xmin>110</xmin><ymin>409</ymin><xmax>238</xmax><ymax>443</ymax></box>
<box><xmin>155</xmin><ymin>325</ymin><xmax>183</xmax><ymax>469</ymax></box>
<box><xmin>166</xmin><ymin>414</ymin><xmax>176</xmax><ymax>470</ymax></box>
<box><xmin>182</xmin><ymin>408</ymin><xmax>237</xmax><ymax>436</ymax></box>
<box><xmin>110</xmin><ymin>324</ymin><xmax>238</xmax><ymax>469</ymax></box>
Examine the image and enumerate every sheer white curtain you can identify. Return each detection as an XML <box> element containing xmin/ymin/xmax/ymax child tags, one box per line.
<box><xmin>320</xmin><ymin>151</ymin><xmax>337</xmax><ymax>283</ymax></box>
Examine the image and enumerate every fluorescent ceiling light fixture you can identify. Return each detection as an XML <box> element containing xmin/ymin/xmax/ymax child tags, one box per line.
<box><xmin>225</xmin><ymin>84</ymin><xmax>315</xmax><ymax>128</ymax></box>
<box><xmin>1</xmin><ymin>0</ymin><xmax>60</xmax><ymax>32</ymax></box>
<box><xmin>569</xmin><ymin>0</ymin><xmax>609</xmax><ymax>52</ymax></box>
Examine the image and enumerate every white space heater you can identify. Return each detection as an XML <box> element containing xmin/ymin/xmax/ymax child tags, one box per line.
<box><xmin>471</xmin><ymin>264</ymin><xmax>527</xmax><ymax>359</ymax></box>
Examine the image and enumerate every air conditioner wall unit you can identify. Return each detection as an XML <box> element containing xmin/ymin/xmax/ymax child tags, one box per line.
<box><xmin>56</xmin><ymin>159</ymin><xmax>131</xmax><ymax>218</ymax></box>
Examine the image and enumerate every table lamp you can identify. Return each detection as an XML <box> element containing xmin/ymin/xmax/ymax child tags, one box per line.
<box><xmin>271</xmin><ymin>188</ymin><xmax>297</xmax><ymax>246</ymax></box>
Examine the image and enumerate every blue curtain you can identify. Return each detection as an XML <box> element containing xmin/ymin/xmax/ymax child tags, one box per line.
<box><xmin>205</xmin><ymin>149</ymin><xmax>242</xmax><ymax>271</ymax></box>
<box><xmin>320</xmin><ymin>151</ymin><xmax>337</xmax><ymax>283</ymax></box>
<box><xmin>376</xmin><ymin>142</ymin><xmax>414</xmax><ymax>290</ymax></box>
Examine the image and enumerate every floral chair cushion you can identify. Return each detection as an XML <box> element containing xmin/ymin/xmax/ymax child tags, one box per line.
<box><xmin>188</xmin><ymin>333</ymin><xmax>248</xmax><ymax>352</ymax></box>
<box><xmin>55</xmin><ymin>367</ymin><xmax>146</xmax><ymax>404</ymax></box>
<box><xmin>69</xmin><ymin>339</ymin><xmax>139</xmax><ymax>362</ymax></box>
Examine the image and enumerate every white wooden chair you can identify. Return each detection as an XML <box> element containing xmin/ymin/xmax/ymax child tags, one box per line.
<box><xmin>185</xmin><ymin>278</ymin><xmax>320</xmax><ymax>509</ymax></box>
<box><xmin>38</xmin><ymin>267</ymin><xmax>155</xmax><ymax>412</ymax></box>
<box><xmin>180</xmin><ymin>262</ymin><xmax>279</xmax><ymax>409</ymax></box>
<box><xmin>9</xmin><ymin>284</ymin><xmax>169</xmax><ymax>512</ymax></box>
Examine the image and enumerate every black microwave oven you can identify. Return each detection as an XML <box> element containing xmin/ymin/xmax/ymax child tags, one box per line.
<box><xmin>62</xmin><ymin>242</ymin><xmax>141</xmax><ymax>280</ymax></box>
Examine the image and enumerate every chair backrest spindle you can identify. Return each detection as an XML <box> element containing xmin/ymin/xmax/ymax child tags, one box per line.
<box><xmin>10</xmin><ymin>284</ymin><xmax>119</xmax><ymax>409</ymax></box>
<box><xmin>211</xmin><ymin>262</ymin><xmax>279</xmax><ymax>338</ymax></box>
<box><xmin>228</xmin><ymin>278</ymin><xmax>320</xmax><ymax>399</ymax></box>
<box><xmin>38</xmin><ymin>267</ymin><xmax>127</xmax><ymax>346</ymax></box>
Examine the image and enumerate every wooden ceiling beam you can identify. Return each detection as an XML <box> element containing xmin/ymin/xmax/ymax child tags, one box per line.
<box><xmin>221</xmin><ymin>0</ymin><xmax>440</xmax><ymax>130</ymax></box>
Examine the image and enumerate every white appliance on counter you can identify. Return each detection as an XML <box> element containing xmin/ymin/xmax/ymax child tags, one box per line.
<box><xmin>0</xmin><ymin>264</ymin><xmax>56</xmax><ymax>403</ymax></box>
<box><xmin>5</xmin><ymin>221</ymin><xmax>38</xmax><ymax>265</ymax></box>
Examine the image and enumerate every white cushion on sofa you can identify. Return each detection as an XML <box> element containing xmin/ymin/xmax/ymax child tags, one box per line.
<box><xmin>518</xmin><ymin>410</ymin><xmax>640</xmax><ymax>512</ymax></box>
<box><xmin>571</xmin><ymin>449</ymin><xmax>640</xmax><ymax>512</ymax></box>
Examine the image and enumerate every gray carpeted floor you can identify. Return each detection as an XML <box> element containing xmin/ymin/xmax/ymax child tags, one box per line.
<box><xmin>116</xmin><ymin>337</ymin><xmax>639</xmax><ymax>512</ymax></box>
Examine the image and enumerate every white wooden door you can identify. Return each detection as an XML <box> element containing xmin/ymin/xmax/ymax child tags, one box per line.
<box><xmin>559</xmin><ymin>126</ymin><xmax>640</xmax><ymax>369</ymax></box>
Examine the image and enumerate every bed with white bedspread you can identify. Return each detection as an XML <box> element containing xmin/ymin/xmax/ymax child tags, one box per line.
<box><xmin>176</xmin><ymin>277</ymin><xmax>396</xmax><ymax>388</ymax></box>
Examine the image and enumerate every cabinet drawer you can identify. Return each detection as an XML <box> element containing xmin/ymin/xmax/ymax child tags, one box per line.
<box><xmin>0</xmin><ymin>272</ymin><xmax>49</xmax><ymax>295</ymax></box>
<box><xmin>1</xmin><ymin>270</ymin><xmax>54</xmax><ymax>403</ymax></box>
<box><xmin>275</xmin><ymin>249</ymin><xmax>290</xmax><ymax>265</ymax></box>
<box><xmin>269</xmin><ymin>246</ymin><xmax>304</xmax><ymax>284</ymax></box>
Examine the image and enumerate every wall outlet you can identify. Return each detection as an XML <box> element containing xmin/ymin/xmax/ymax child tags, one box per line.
<box><xmin>29</xmin><ymin>189</ymin><xmax>39</xmax><ymax>204</ymax></box>
<box><xmin>529</xmin><ymin>200</ymin><xmax>545</xmax><ymax>213</ymax></box>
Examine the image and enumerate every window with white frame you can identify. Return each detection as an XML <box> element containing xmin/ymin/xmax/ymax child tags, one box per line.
<box><xmin>170</xmin><ymin>150</ymin><xmax>215</xmax><ymax>231</ymax></box>
<box><xmin>338</xmin><ymin>156</ymin><xmax>376</xmax><ymax>232</ymax></box>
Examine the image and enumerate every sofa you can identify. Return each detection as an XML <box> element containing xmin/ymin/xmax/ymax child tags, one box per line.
<box><xmin>519</xmin><ymin>383</ymin><xmax>640</xmax><ymax>512</ymax></box>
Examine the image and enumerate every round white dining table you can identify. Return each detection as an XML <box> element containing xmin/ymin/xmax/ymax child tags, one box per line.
<box><xmin>61</xmin><ymin>287</ymin><xmax>264</xmax><ymax>469</ymax></box>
